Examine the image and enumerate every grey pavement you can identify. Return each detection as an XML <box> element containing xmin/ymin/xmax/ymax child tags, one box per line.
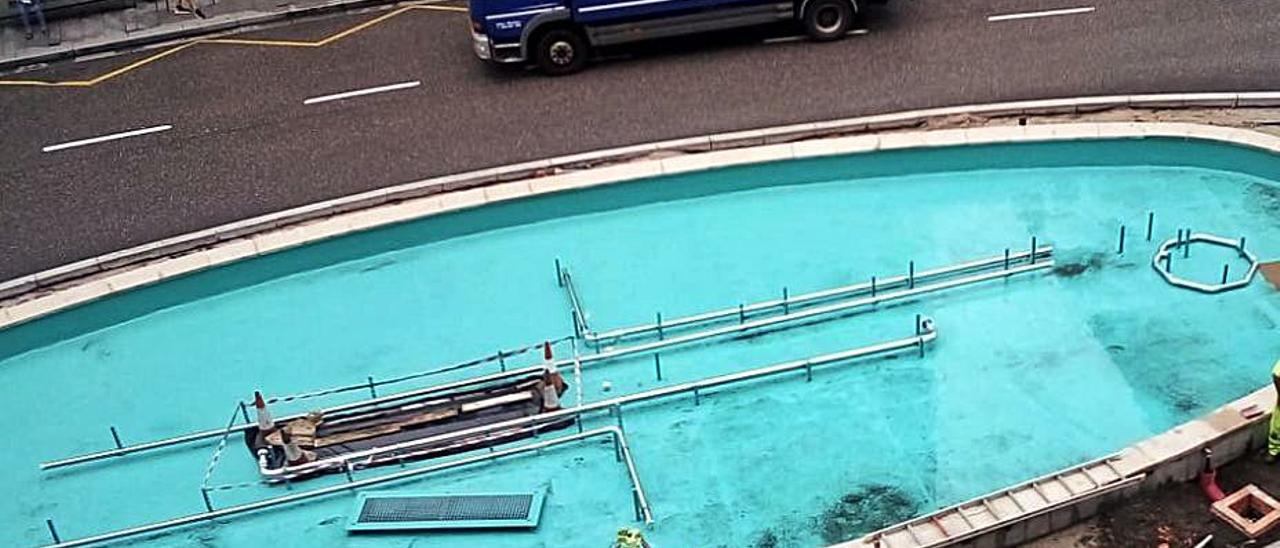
<box><xmin>1</xmin><ymin>0</ymin><xmax>1279</xmax><ymax>282</ymax></box>
<box><xmin>0</xmin><ymin>0</ymin><xmax>398</xmax><ymax>70</ymax></box>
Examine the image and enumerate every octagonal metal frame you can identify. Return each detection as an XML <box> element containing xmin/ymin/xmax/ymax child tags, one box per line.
<box><xmin>1152</xmin><ymin>232</ymin><xmax>1259</xmax><ymax>294</ymax></box>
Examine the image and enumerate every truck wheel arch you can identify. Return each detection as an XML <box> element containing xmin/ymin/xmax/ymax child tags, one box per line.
<box><xmin>796</xmin><ymin>0</ymin><xmax>857</xmax><ymax>21</ymax></box>
<box><xmin>521</xmin><ymin>11</ymin><xmax>580</xmax><ymax>61</ymax></box>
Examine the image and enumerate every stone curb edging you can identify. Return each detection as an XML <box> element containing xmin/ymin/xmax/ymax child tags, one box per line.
<box><xmin>835</xmin><ymin>385</ymin><xmax>1278</xmax><ymax>548</ymax></box>
<box><xmin>0</xmin><ymin>0</ymin><xmax>413</xmax><ymax>72</ymax></box>
<box><xmin>4</xmin><ymin>92</ymin><xmax>1278</xmax><ymax>304</ymax></box>
<box><xmin>2</xmin><ymin>102</ymin><xmax>1280</xmax><ymax>330</ymax></box>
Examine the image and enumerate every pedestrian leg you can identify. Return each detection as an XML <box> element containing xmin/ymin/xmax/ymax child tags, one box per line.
<box><xmin>17</xmin><ymin>2</ymin><xmax>35</xmax><ymax>39</ymax></box>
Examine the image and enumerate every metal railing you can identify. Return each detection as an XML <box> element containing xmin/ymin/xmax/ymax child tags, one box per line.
<box><xmin>585</xmin><ymin>246</ymin><xmax>1052</xmax><ymax>345</ymax></box>
<box><xmin>44</xmin><ymin>427</ymin><xmax>648</xmax><ymax>548</ymax></box>
<box><xmin>40</xmin><ymin>365</ymin><xmax>549</xmax><ymax>470</ymax></box>
<box><xmin>260</xmin><ymin>322</ymin><xmax>938</xmax><ymax>481</ymax></box>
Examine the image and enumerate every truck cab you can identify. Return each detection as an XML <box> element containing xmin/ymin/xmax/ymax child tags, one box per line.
<box><xmin>470</xmin><ymin>0</ymin><xmax>884</xmax><ymax>75</ymax></box>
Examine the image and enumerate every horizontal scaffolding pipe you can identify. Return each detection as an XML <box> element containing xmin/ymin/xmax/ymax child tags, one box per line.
<box><xmin>40</xmin><ymin>365</ymin><xmax>547</xmax><ymax>471</ymax></box>
<box><xmin>266</xmin><ymin>326</ymin><xmax>937</xmax><ymax>479</ymax></box>
<box><xmin>44</xmin><ymin>427</ymin><xmax>646</xmax><ymax>548</ymax></box>
<box><xmin>588</xmin><ymin>246</ymin><xmax>1052</xmax><ymax>343</ymax></box>
<box><xmin>565</xmin><ymin>260</ymin><xmax>1047</xmax><ymax>371</ymax></box>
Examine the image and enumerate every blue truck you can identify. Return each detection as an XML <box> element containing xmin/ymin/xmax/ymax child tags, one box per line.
<box><xmin>470</xmin><ymin>0</ymin><xmax>886</xmax><ymax>74</ymax></box>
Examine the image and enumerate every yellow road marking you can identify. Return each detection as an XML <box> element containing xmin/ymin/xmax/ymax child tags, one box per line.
<box><xmin>0</xmin><ymin>3</ymin><xmax>467</xmax><ymax>88</ymax></box>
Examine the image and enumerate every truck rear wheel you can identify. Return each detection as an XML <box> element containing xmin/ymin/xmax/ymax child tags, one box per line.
<box><xmin>534</xmin><ymin>28</ymin><xmax>589</xmax><ymax>76</ymax></box>
<box><xmin>803</xmin><ymin>0</ymin><xmax>853</xmax><ymax>41</ymax></box>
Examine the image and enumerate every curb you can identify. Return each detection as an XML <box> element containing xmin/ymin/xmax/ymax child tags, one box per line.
<box><xmin>2</xmin><ymin>92</ymin><xmax>1280</xmax><ymax>302</ymax></box>
<box><xmin>0</xmin><ymin>0</ymin><xmax>408</xmax><ymax>72</ymax></box>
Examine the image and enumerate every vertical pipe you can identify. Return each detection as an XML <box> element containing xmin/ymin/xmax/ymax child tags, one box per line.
<box><xmin>1184</xmin><ymin>229</ymin><xmax>1191</xmax><ymax>258</ymax></box>
<box><xmin>1146</xmin><ymin>212</ymin><xmax>1154</xmax><ymax>241</ymax></box>
<box><xmin>782</xmin><ymin>287</ymin><xmax>790</xmax><ymax>315</ymax></box>
<box><xmin>1240</xmin><ymin>237</ymin><xmax>1247</xmax><ymax>252</ymax></box>
<box><xmin>915</xmin><ymin>314</ymin><xmax>922</xmax><ymax>336</ymax></box>
<box><xmin>498</xmin><ymin>350</ymin><xmax>506</xmax><ymax>372</ymax></box>
<box><xmin>805</xmin><ymin>363</ymin><xmax>812</xmax><ymax>382</ymax></box>
<box><xmin>654</xmin><ymin>354</ymin><xmax>663</xmax><ymax>381</ymax></box>
<box><xmin>201</xmin><ymin>487</ymin><xmax>214</xmax><ymax>512</ymax></box>
<box><xmin>1222</xmin><ymin>264</ymin><xmax>1230</xmax><ymax>285</ymax></box>
<box><xmin>46</xmin><ymin>519</ymin><xmax>60</xmax><ymax>544</ymax></box>
<box><xmin>693</xmin><ymin>388</ymin><xmax>700</xmax><ymax>406</ymax></box>
<box><xmin>110</xmin><ymin>426</ymin><xmax>123</xmax><ymax>450</ymax></box>
<box><xmin>367</xmin><ymin>376</ymin><xmax>377</xmax><ymax>399</ymax></box>
<box><xmin>555</xmin><ymin>259</ymin><xmax>563</xmax><ymax>287</ymax></box>
<box><xmin>571</xmin><ymin>310</ymin><xmax>582</xmax><ymax>339</ymax></box>
<box><xmin>239</xmin><ymin>401</ymin><xmax>251</xmax><ymax>425</ymax></box>
<box><xmin>738</xmin><ymin>304</ymin><xmax>745</xmax><ymax>324</ymax></box>
<box><xmin>870</xmin><ymin>276</ymin><xmax>877</xmax><ymax>297</ymax></box>
<box><xmin>633</xmin><ymin>490</ymin><xmax>642</xmax><ymax>522</ymax></box>
<box><xmin>612</xmin><ymin>431</ymin><xmax>621</xmax><ymax>462</ymax></box>
<box><xmin>908</xmin><ymin>261</ymin><xmax>915</xmax><ymax>289</ymax></box>
<box><xmin>1030</xmin><ymin>237</ymin><xmax>1038</xmax><ymax>264</ymax></box>
<box><xmin>1004</xmin><ymin>248</ymin><xmax>1010</xmax><ymax>270</ymax></box>
<box><xmin>656</xmin><ymin>312</ymin><xmax>664</xmax><ymax>341</ymax></box>
<box><xmin>1117</xmin><ymin>225</ymin><xmax>1126</xmax><ymax>255</ymax></box>
<box><xmin>613</xmin><ymin>404</ymin><xmax>625</xmax><ymax>434</ymax></box>
<box><xmin>1164</xmin><ymin>253</ymin><xmax>1172</xmax><ymax>273</ymax></box>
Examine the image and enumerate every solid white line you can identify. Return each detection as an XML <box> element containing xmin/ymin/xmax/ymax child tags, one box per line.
<box><xmin>42</xmin><ymin>125</ymin><xmax>172</xmax><ymax>153</ymax></box>
<box><xmin>987</xmin><ymin>6</ymin><xmax>1094</xmax><ymax>22</ymax></box>
<box><xmin>303</xmin><ymin>81</ymin><xmax>421</xmax><ymax>105</ymax></box>
<box><xmin>763</xmin><ymin>28</ymin><xmax>868</xmax><ymax>45</ymax></box>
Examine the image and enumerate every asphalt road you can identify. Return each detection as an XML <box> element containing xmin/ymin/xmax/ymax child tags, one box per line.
<box><xmin>1</xmin><ymin>0</ymin><xmax>1278</xmax><ymax>281</ymax></box>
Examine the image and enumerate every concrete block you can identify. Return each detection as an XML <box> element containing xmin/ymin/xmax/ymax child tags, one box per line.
<box><xmin>963</xmin><ymin>125</ymin><xmax>1026</xmax><ymax>145</ymax></box>
<box><xmin>483</xmin><ymin>181</ymin><xmax>533</xmax><ymax>203</ymax></box>
<box><xmin>203</xmin><ymin>239</ymin><xmax>260</xmax><ymax>268</ymax></box>
<box><xmin>1003</xmin><ymin>520</ymin><xmax>1027</xmax><ymax>545</ymax></box>
<box><xmin>0</xmin><ymin>274</ymin><xmax>39</xmax><ymax>300</ymax></box>
<box><xmin>877</xmin><ymin>131</ymin><xmax>929</xmax><ymax>150</ymax></box>
<box><xmin>972</xmin><ymin>531</ymin><xmax>999</xmax><ymax>548</ymax></box>
<box><xmin>1025</xmin><ymin>514</ymin><xmax>1051</xmax><ymax>540</ymax></box>
<box><xmin>436</xmin><ymin>187</ymin><xmax>489</xmax><ymax>213</ymax></box>
<box><xmin>922</xmin><ymin>128</ymin><xmax>968</xmax><ymax>147</ymax></box>
<box><xmin>791</xmin><ymin>134</ymin><xmax>879</xmax><ymax>159</ymax></box>
<box><xmin>1075</xmin><ymin>496</ymin><xmax>1100</xmax><ymax>519</ymax></box>
<box><xmin>55</xmin><ymin>279</ymin><xmax>113</xmax><ymax>309</ymax></box>
<box><xmin>104</xmin><ymin>266</ymin><xmax>162</xmax><ymax>293</ymax></box>
<box><xmin>1049</xmin><ymin>507</ymin><xmax>1074</xmax><ymax>531</ymax></box>
<box><xmin>660</xmin><ymin>143</ymin><xmax>794</xmax><ymax>175</ymax></box>
<box><xmin>155</xmin><ymin>252</ymin><xmax>212</xmax><ymax>280</ymax></box>
<box><xmin>1048</xmin><ymin>124</ymin><xmax>1101</xmax><ymax>140</ymax></box>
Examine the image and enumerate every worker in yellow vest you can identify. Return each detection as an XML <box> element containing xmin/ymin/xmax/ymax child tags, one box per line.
<box><xmin>1270</xmin><ymin>359</ymin><xmax>1280</xmax><ymax>463</ymax></box>
<box><xmin>614</xmin><ymin>527</ymin><xmax>651</xmax><ymax>548</ymax></box>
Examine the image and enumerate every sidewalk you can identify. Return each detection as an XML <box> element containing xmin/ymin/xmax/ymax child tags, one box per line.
<box><xmin>0</xmin><ymin>0</ymin><xmax>405</xmax><ymax>71</ymax></box>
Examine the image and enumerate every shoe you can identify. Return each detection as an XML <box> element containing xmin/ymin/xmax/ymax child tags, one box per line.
<box><xmin>1265</xmin><ymin>453</ymin><xmax>1277</xmax><ymax>464</ymax></box>
<box><xmin>194</xmin><ymin>8</ymin><xmax>207</xmax><ymax>18</ymax></box>
<box><xmin>173</xmin><ymin>5</ymin><xmax>191</xmax><ymax>14</ymax></box>
<box><xmin>24</xmin><ymin>32</ymin><xmax>33</xmax><ymax>40</ymax></box>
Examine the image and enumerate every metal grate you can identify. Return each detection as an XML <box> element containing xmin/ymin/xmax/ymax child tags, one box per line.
<box><xmin>348</xmin><ymin>491</ymin><xmax>545</xmax><ymax>531</ymax></box>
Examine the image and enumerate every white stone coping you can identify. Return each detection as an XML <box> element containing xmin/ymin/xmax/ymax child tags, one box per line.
<box><xmin>3</xmin><ymin>91</ymin><xmax>1279</xmax><ymax>306</ymax></box>
<box><xmin>2</xmin><ymin>121</ymin><xmax>1280</xmax><ymax>331</ymax></box>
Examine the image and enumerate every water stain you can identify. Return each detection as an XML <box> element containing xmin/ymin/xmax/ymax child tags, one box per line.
<box><xmin>814</xmin><ymin>484</ymin><xmax>919</xmax><ymax>544</ymax></box>
<box><xmin>1244</xmin><ymin>182</ymin><xmax>1280</xmax><ymax>224</ymax></box>
<box><xmin>754</xmin><ymin>529</ymin><xmax>780</xmax><ymax>548</ymax></box>
<box><xmin>1087</xmin><ymin>313</ymin><xmax>1218</xmax><ymax>421</ymax></box>
<box><xmin>1053</xmin><ymin>252</ymin><xmax>1109</xmax><ymax>279</ymax></box>
<box><xmin>359</xmin><ymin>258</ymin><xmax>397</xmax><ymax>273</ymax></box>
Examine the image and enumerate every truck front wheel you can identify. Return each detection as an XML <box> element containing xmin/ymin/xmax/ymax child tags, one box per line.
<box><xmin>534</xmin><ymin>28</ymin><xmax>589</xmax><ymax>76</ymax></box>
<box><xmin>803</xmin><ymin>0</ymin><xmax>853</xmax><ymax>41</ymax></box>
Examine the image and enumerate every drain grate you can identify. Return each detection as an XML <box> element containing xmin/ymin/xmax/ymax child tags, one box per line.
<box><xmin>348</xmin><ymin>491</ymin><xmax>546</xmax><ymax>531</ymax></box>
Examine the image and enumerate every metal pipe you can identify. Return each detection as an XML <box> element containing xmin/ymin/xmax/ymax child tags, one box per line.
<box><xmin>566</xmin><ymin>261</ymin><xmax>1042</xmax><ymax>370</ymax></box>
<box><xmin>44</xmin><ymin>427</ymin><xmax>644</xmax><ymax>548</ymax></box>
<box><xmin>41</xmin><ymin>365</ymin><xmax>546</xmax><ymax>470</ymax></box>
<box><xmin>1117</xmin><ymin>225</ymin><xmax>1126</xmax><ymax>255</ymax></box>
<box><xmin>586</xmin><ymin>247</ymin><xmax>1051</xmax><ymax>343</ymax></box>
<box><xmin>1146</xmin><ymin>212</ymin><xmax>1154</xmax><ymax>241</ymax></box>
<box><xmin>263</xmin><ymin>327</ymin><xmax>937</xmax><ymax>478</ymax></box>
<box><xmin>47</xmin><ymin>251</ymin><xmax>1023</xmax><ymax>471</ymax></box>
<box><xmin>612</xmin><ymin>428</ymin><xmax>653</xmax><ymax>523</ymax></box>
